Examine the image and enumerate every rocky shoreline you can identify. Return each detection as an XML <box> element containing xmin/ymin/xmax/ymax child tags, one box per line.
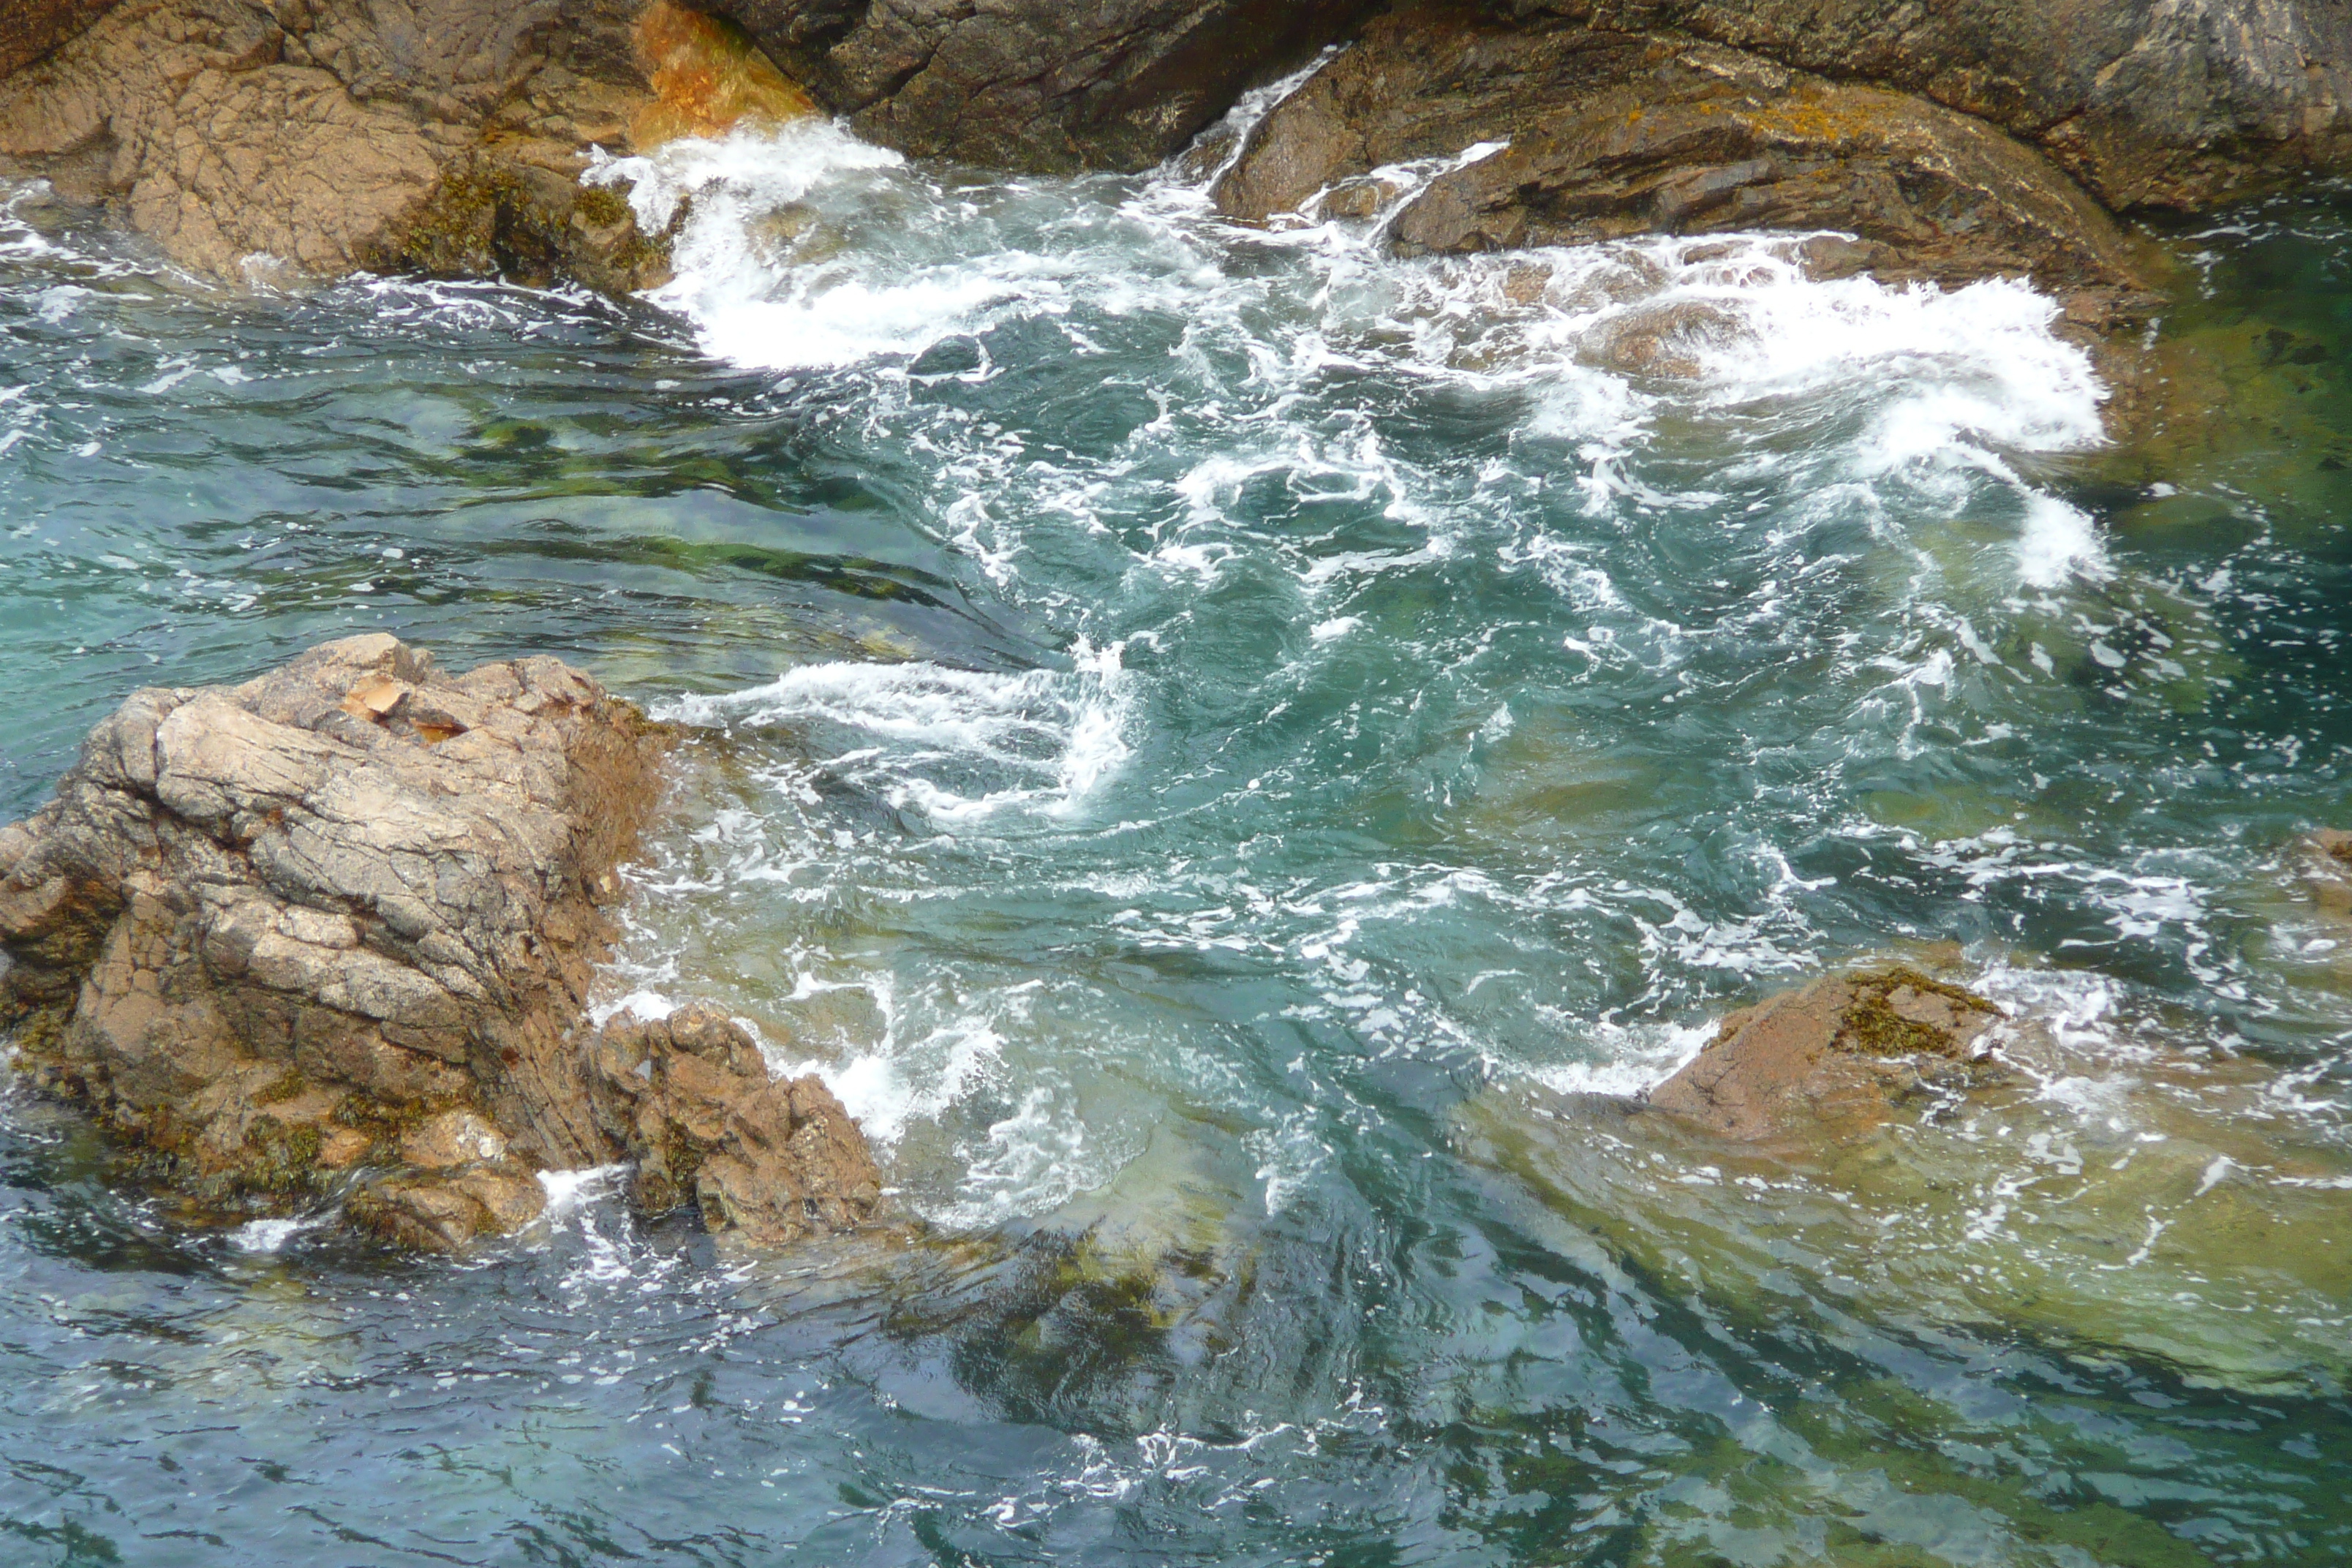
<box><xmin>2</xmin><ymin>0</ymin><xmax>2346</xmax><ymax>314</ymax></box>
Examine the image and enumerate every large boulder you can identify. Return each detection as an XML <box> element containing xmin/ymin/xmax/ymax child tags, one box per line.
<box><xmin>0</xmin><ymin>0</ymin><xmax>806</xmax><ymax>285</ymax></box>
<box><xmin>1501</xmin><ymin>0</ymin><xmax>2352</xmax><ymax>213</ymax></box>
<box><xmin>1215</xmin><ymin>7</ymin><xmax>2157</xmax><ymax>323</ymax></box>
<box><xmin>685</xmin><ymin>0</ymin><xmax>1383</xmax><ymax>171</ymax></box>
<box><xmin>0</xmin><ymin>635</ymin><xmax>883</xmax><ymax>1251</ymax></box>
<box><xmin>1647</xmin><ymin>967</ymin><xmax>2004</xmax><ymax>1140</ymax></box>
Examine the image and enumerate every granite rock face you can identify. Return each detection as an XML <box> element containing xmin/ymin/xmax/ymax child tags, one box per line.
<box><xmin>686</xmin><ymin>0</ymin><xmax>1383</xmax><ymax>171</ymax></box>
<box><xmin>0</xmin><ymin>0</ymin><xmax>799</xmax><ymax>285</ymax></box>
<box><xmin>0</xmin><ymin>636</ymin><xmax>884</xmax><ymax>1251</ymax></box>
<box><xmin>1215</xmin><ymin>7</ymin><xmax>2158</xmax><ymax>323</ymax></box>
<box><xmin>1648</xmin><ymin>968</ymin><xmax>2004</xmax><ymax>1140</ymax></box>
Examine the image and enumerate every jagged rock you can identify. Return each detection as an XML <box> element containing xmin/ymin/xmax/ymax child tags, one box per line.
<box><xmin>0</xmin><ymin>634</ymin><xmax>671</xmax><ymax>1247</ymax></box>
<box><xmin>586</xmin><ymin>1003</ymin><xmax>883</xmax><ymax>1246</ymax></box>
<box><xmin>1648</xmin><ymin>968</ymin><xmax>2004</xmax><ymax>1140</ymax></box>
<box><xmin>1215</xmin><ymin>9</ymin><xmax>2158</xmax><ymax>324</ymax></box>
<box><xmin>686</xmin><ymin>0</ymin><xmax>1383</xmax><ymax>172</ymax></box>
<box><xmin>0</xmin><ymin>634</ymin><xmax>888</xmax><ymax>1252</ymax></box>
<box><xmin>0</xmin><ymin>0</ymin><xmax>799</xmax><ymax>285</ymax></box>
<box><xmin>1500</xmin><ymin>0</ymin><xmax>2352</xmax><ymax>213</ymax></box>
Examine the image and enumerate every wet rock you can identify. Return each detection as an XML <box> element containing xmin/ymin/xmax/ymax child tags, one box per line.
<box><xmin>0</xmin><ymin>634</ymin><xmax>670</xmax><ymax>1248</ymax></box>
<box><xmin>1648</xmin><ymin>967</ymin><xmax>2004</xmax><ymax>1140</ymax></box>
<box><xmin>0</xmin><ymin>0</ymin><xmax>793</xmax><ymax>287</ymax></box>
<box><xmin>1215</xmin><ymin>10</ymin><xmax>2158</xmax><ymax>326</ymax></box>
<box><xmin>2300</xmin><ymin>829</ymin><xmax>2352</xmax><ymax>918</ymax></box>
<box><xmin>1501</xmin><ymin>0</ymin><xmax>2352</xmax><ymax>213</ymax></box>
<box><xmin>585</xmin><ymin>1003</ymin><xmax>884</xmax><ymax>1245</ymax></box>
<box><xmin>686</xmin><ymin>0</ymin><xmax>1384</xmax><ymax>172</ymax></box>
<box><xmin>1586</xmin><ymin>298</ymin><xmax>1739</xmax><ymax>378</ymax></box>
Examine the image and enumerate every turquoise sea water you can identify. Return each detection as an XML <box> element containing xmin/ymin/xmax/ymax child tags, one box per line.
<box><xmin>0</xmin><ymin>116</ymin><xmax>2347</xmax><ymax>1565</ymax></box>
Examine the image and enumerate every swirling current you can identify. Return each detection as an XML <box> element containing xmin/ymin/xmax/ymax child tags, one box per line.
<box><xmin>0</xmin><ymin>100</ymin><xmax>2348</xmax><ymax>1567</ymax></box>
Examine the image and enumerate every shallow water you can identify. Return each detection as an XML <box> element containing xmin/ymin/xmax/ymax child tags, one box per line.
<box><xmin>0</xmin><ymin>105</ymin><xmax>2348</xmax><ymax>1564</ymax></box>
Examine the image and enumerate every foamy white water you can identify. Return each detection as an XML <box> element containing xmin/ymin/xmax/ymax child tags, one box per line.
<box><xmin>566</xmin><ymin>108</ymin><xmax>2334</xmax><ymax>1264</ymax></box>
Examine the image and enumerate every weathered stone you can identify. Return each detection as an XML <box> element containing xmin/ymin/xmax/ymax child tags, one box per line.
<box><xmin>1215</xmin><ymin>8</ymin><xmax>2159</xmax><ymax>325</ymax></box>
<box><xmin>585</xmin><ymin>1003</ymin><xmax>884</xmax><ymax>1246</ymax></box>
<box><xmin>687</xmin><ymin>0</ymin><xmax>1384</xmax><ymax>172</ymax></box>
<box><xmin>1648</xmin><ymin>968</ymin><xmax>2004</xmax><ymax>1141</ymax></box>
<box><xmin>0</xmin><ymin>636</ymin><xmax>889</xmax><ymax>1253</ymax></box>
<box><xmin>0</xmin><ymin>0</ymin><xmax>788</xmax><ymax>285</ymax></box>
<box><xmin>0</xmin><ymin>636</ymin><xmax>664</xmax><ymax>1236</ymax></box>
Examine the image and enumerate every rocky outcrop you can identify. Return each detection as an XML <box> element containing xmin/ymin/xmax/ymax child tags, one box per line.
<box><xmin>1648</xmin><ymin>968</ymin><xmax>2003</xmax><ymax>1140</ymax></box>
<box><xmin>684</xmin><ymin>0</ymin><xmax>1382</xmax><ymax>172</ymax></box>
<box><xmin>0</xmin><ymin>0</ymin><xmax>805</xmax><ymax>285</ymax></box>
<box><xmin>587</xmin><ymin>1004</ymin><xmax>883</xmax><ymax>1246</ymax></box>
<box><xmin>1215</xmin><ymin>7</ymin><xmax>2159</xmax><ymax>325</ymax></box>
<box><xmin>0</xmin><ymin>635</ymin><xmax>883</xmax><ymax>1251</ymax></box>
<box><xmin>1501</xmin><ymin>0</ymin><xmax>2352</xmax><ymax>214</ymax></box>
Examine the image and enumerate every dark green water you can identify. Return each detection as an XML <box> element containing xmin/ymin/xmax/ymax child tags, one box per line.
<box><xmin>0</xmin><ymin>121</ymin><xmax>2347</xmax><ymax>1566</ymax></box>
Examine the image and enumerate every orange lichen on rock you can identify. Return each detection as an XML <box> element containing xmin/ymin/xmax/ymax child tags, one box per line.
<box><xmin>633</xmin><ymin>1</ymin><xmax>815</xmax><ymax>147</ymax></box>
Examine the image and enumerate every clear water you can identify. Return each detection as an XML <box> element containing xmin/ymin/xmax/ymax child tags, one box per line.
<box><xmin>0</xmin><ymin>104</ymin><xmax>2348</xmax><ymax>1564</ymax></box>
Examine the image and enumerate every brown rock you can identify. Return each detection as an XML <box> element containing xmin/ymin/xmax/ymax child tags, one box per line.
<box><xmin>585</xmin><ymin>1003</ymin><xmax>885</xmax><ymax>1245</ymax></box>
<box><xmin>351</xmin><ymin>1161</ymin><xmax>550</xmax><ymax>1251</ymax></box>
<box><xmin>1503</xmin><ymin>0</ymin><xmax>2352</xmax><ymax>213</ymax></box>
<box><xmin>0</xmin><ymin>634</ymin><xmax>668</xmax><ymax>1239</ymax></box>
<box><xmin>0</xmin><ymin>635</ymin><xmax>888</xmax><ymax>1252</ymax></box>
<box><xmin>1648</xmin><ymin>968</ymin><xmax>2004</xmax><ymax>1141</ymax></box>
<box><xmin>0</xmin><ymin>0</ymin><xmax>788</xmax><ymax>287</ymax></box>
<box><xmin>0</xmin><ymin>0</ymin><xmax>118</xmax><ymax>78</ymax></box>
<box><xmin>1215</xmin><ymin>10</ymin><xmax>2159</xmax><ymax>325</ymax></box>
<box><xmin>1587</xmin><ymin>298</ymin><xmax>1739</xmax><ymax>379</ymax></box>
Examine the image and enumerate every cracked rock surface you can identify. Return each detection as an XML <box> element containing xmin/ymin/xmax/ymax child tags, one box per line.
<box><xmin>0</xmin><ymin>634</ymin><xmax>883</xmax><ymax>1251</ymax></box>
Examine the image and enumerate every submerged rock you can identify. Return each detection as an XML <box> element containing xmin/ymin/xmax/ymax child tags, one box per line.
<box><xmin>1646</xmin><ymin>967</ymin><xmax>2004</xmax><ymax>1140</ymax></box>
<box><xmin>1463</xmin><ymin>975</ymin><xmax>2352</xmax><ymax>1394</ymax></box>
<box><xmin>1215</xmin><ymin>10</ymin><xmax>2158</xmax><ymax>327</ymax></box>
<box><xmin>0</xmin><ymin>635</ymin><xmax>884</xmax><ymax>1251</ymax></box>
<box><xmin>0</xmin><ymin>0</ymin><xmax>803</xmax><ymax>287</ymax></box>
<box><xmin>2301</xmin><ymin>829</ymin><xmax>2352</xmax><ymax>917</ymax></box>
<box><xmin>685</xmin><ymin>0</ymin><xmax>1383</xmax><ymax>173</ymax></box>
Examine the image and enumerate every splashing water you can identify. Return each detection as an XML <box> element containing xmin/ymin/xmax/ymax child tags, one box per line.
<box><xmin>0</xmin><ymin>97</ymin><xmax>2348</xmax><ymax>1565</ymax></box>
